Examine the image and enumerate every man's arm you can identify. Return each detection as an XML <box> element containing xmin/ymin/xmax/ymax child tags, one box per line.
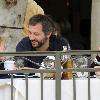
<box><xmin>16</xmin><ymin>39</ymin><xmax>32</xmax><ymax>68</ymax></box>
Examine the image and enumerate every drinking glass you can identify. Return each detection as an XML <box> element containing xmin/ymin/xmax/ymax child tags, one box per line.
<box><xmin>72</xmin><ymin>56</ymin><xmax>88</xmax><ymax>78</ymax></box>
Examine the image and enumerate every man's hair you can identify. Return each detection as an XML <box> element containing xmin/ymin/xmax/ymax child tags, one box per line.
<box><xmin>29</xmin><ymin>14</ymin><xmax>56</xmax><ymax>35</ymax></box>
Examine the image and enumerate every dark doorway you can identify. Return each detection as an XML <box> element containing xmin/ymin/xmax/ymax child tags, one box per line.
<box><xmin>34</xmin><ymin>0</ymin><xmax>92</xmax><ymax>50</ymax></box>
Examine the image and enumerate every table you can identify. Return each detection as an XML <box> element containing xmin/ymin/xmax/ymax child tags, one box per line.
<box><xmin>0</xmin><ymin>78</ymin><xmax>100</xmax><ymax>100</ymax></box>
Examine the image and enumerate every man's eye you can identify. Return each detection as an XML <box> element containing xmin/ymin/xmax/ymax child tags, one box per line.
<box><xmin>28</xmin><ymin>31</ymin><xmax>39</xmax><ymax>35</ymax></box>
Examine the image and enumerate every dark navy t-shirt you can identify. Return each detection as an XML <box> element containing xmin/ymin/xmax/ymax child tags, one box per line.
<box><xmin>16</xmin><ymin>36</ymin><xmax>70</xmax><ymax>68</ymax></box>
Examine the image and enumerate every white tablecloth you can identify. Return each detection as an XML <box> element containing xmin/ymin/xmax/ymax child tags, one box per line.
<box><xmin>0</xmin><ymin>78</ymin><xmax>100</xmax><ymax>100</ymax></box>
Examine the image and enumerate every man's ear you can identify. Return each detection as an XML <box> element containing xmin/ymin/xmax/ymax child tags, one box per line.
<box><xmin>46</xmin><ymin>32</ymin><xmax>52</xmax><ymax>38</ymax></box>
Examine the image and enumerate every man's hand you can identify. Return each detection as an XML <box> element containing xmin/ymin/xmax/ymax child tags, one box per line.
<box><xmin>94</xmin><ymin>66</ymin><xmax>100</xmax><ymax>75</ymax></box>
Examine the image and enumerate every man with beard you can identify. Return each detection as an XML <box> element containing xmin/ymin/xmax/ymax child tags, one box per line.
<box><xmin>16</xmin><ymin>14</ymin><xmax>70</xmax><ymax>69</ymax></box>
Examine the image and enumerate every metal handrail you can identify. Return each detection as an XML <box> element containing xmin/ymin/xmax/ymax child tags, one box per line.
<box><xmin>0</xmin><ymin>68</ymin><xmax>100</xmax><ymax>74</ymax></box>
<box><xmin>0</xmin><ymin>50</ymin><xmax>100</xmax><ymax>100</ymax></box>
<box><xmin>0</xmin><ymin>50</ymin><xmax>100</xmax><ymax>56</ymax></box>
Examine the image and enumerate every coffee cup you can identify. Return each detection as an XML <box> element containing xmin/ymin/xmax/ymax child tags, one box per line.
<box><xmin>4</xmin><ymin>60</ymin><xmax>15</xmax><ymax>70</ymax></box>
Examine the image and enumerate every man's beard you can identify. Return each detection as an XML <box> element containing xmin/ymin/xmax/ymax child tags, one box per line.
<box><xmin>31</xmin><ymin>36</ymin><xmax>48</xmax><ymax>49</ymax></box>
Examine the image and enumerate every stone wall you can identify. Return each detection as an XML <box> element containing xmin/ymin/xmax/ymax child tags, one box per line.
<box><xmin>0</xmin><ymin>0</ymin><xmax>27</xmax><ymax>51</ymax></box>
<box><xmin>91</xmin><ymin>0</ymin><xmax>100</xmax><ymax>50</ymax></box>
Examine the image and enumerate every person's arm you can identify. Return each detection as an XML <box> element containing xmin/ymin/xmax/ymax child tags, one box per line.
<box><xmin>90</xmin><ymin>55</ymin><xmax>100</xmax><ymax>76</ymax></box>
<box><xmin>16</xmin><ymin>37</ymin><xmax>32</xmax><ymax>51</ymax></box>
<box><xmin>16</xmin><ymin>39</ymin><xmax>40</xmax><ymax>69</ymax></box>
<box><xmin>94</xmin><ymin>66</ymin><xmax>100</xmax><ymax>75</ymax></box>
<box><xmin>16</xmin><ymin>39</ymin><xmax>32</xmax><ymax>68</ymax></box>
<box><xmin>16</xmin><ymin>41</ymin><xmax>25</xmax><ymax>52</ymax></box>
